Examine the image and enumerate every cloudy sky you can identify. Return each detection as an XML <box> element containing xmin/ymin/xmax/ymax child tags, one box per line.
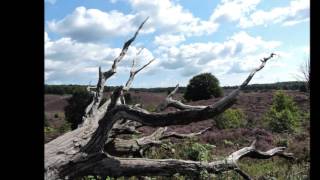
<box><xmin>45</xmin><ymin>0</ymin><xmax>309</xmax><ymax>87</ymax></box>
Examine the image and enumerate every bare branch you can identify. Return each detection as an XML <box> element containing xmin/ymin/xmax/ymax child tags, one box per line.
<box><xmin>227</xmin><ymin>140</ymin><xmax>295</xmax><ymax>162</ymax></box>
<box><xmin>167</xmin><ymin>84</ymin><xmax>180</xmax><ymax>99</ymax></box>
<box><xmin>123</xmin><ymin>58</ymin><xmax>155</xmax><ymax>92</ymax></box>
<box><xmin>157</xmin><ymin>53</ymin><xmax>275</xmax><ymax>113</ymax></box>
<box><xmin>104</xmin><ymin>17</ymin><xmax>149</xmax><ymax>79</ymax></box>
<box><xmin>161</xmin><ymin>127</ymin><xmax>211</xmax><ymax>139</ymax></box>
<box><xmin>135</xmin><ymin>58</ymin><xmax>155</xmax><ymax>75</ymax></box>
<box><xmin>157</xmin><ymin>84</ymin><xmax>206</xmax><ymax>112</ymax></box>
<box><xmin>82</xmin><ymin>54</ymin><xmax>276</xmax><ymax>153</ymax></box>
<box><xmin>79</xmin><ymin>18</ymin><xmax>149</xmax><ymax>128</ymax></box>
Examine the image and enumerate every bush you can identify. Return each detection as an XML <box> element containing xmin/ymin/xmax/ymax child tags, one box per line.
<box><xmin>123</xmin><ymin>93</ymin><xmax>132</xmax><ymax>104</ymax></box>
<box><xmin>64</xmin><ymin>89</ymin><xmax>92</xmax><ymax>130</ymax></box>
<box><xmin>214</xmin><ymin>109</ymin><xmax>246</xmax><ymax>129</ymax></box>
<box><xmin>184</xmin><ymin>142</ymin><xmax>212</xmax><ymax>161</ymax></box>
<box><xmin>59</xmin><ymin>122</ymin><xmax>71</xmax><ymax>133</ymax></box>
<box><xmin>275</xmin><ymin>138</ymin><xmax>290</xmax><ymax>147</ymax></box>
<box><xmin>54</xmin><ymin>113</ymin><xmax>59</xmax><ymax>118</ymax></box>
<box><xmin>299</xmin><ymin>84</ymin><xmax>307</xmax><ymax>92</ymax></box>
<box><xmin>265</xmin><ymin>91</ymin><xmax>300</xmax><ymax>133</ymax></box>
<box><xmin>184</xmin><ymin>73</ymin><xmax>223</xmax><ymax>101</ymax></box>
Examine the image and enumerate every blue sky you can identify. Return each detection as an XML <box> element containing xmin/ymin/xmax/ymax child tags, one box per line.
<box><xmin>45</xmin><ymin>0</ymin><xmax>309</xmax><ymax>87</ymax></box>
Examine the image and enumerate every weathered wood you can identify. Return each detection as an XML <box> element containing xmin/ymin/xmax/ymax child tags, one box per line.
<box><xmin>106</xmin><ymin>127</ymin><xmax>211</xmax><ymax>157</ymax></box>
<box><xmin>44</xmin><ymin>18</ymin><xmax>289</xmax><ymax>180</ymax></box>
<box><xmin>57</xmin><ymin>141</ymin><xmax>293</xmax><ymax>179</ymax></box>
<box><xmin>45</xmin><ymin>18</ymin><xmax>149</xmax><ymax>180</ymax></box>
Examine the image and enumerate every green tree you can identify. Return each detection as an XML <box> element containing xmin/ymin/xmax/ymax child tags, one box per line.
<box><xmin>64</xmin><ymin>89</ymin><xmax>92</xmax><ymax>130</ymax></box>
<box><xmin>214</xmin><ymin>108</ymin><xmax>246</xmax><ymax>129</ymax></box>
<box><xmin>265</xmin><ymin>91</ymin><xmax>300</xmax><ymax>133</ymax></box>
<box><xmin>184</xmin><ymin>73</ymin><xmax>223</xmax><ymax>101</ymax></box>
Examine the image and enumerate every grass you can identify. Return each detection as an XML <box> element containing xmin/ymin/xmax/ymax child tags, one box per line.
<box><xmin>238</xmin><ymin>158</ymin><xmax>309</xmax><ymax>180</ymax></box>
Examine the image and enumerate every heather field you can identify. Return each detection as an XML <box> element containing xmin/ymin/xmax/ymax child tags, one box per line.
<box><xmin>45</xmin><ymin>89</ymin><xmax>310</xmax><ymax>179</ymax></box>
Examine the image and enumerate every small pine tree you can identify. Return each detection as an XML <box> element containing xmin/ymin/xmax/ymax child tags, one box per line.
<box><xmin>265</xmin><ymin>91</ymin><xmax>300</xmax><ymax>133</ymax></box>
<box><xmin>214</xmin><ymin>109</ymin><xmax>246</xmax><ymax>129</ymax></box>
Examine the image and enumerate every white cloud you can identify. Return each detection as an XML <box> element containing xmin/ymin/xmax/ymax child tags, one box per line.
<box><xmin>129</xmin><ymin>0</ymin><xmax>219</xmax><ymax>37</ymax></box>
<box><xmin>154</xmin><ymin>34</ymin><xmax>185</xmax><ymax>47</ymax></box>
<box><xmin>210</xmin><ymin>0</ymin><xmax>261</xmax><ymax>23</ymax></box>
<box><xmin>45</xmin><ymin>32</ymin><xmax>49</xmax><ymax>43</ymax></box>
<box><xmin>48</xmin><ymin>7</ymin><xmax>139</xmax><ymax>42</ymax></box>
<box><xmin>303</xmin><ymin>46</ymin><xmax>310</xmax><ymax>56</ymax></box>
<box><xmin>156</xmin><ymin>31</ymin><xmax>281</xmax><ymax>76</ymax></box>
<box><xmin>47</xmin><ymin>0</ymin><xmax>219</xmax><ymax>42</ymax></box>
<box><xmin>45</xmin><ymin>33</ymin><xmax>155</xmax><ymax>84</ymax></box>
<box><xmin>239</xmin><ymin>0</ymin><xmax>309</xmax><ymax>28</ymax></box>
<box><xmin>209</xmin><ymin>0</ymin><xmax>309</xmax><ymax>28</ymax></box>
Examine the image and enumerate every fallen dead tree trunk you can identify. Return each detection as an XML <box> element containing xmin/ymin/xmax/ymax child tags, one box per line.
<box><xmin>105</xmin><ymin>127</ymin><xmax>211</xmax><ymax>157</ymax></box>
<box><xmin>44</xmin><ymin>17</ymin><xmax>292</xmax><ymax>180</ymax></box>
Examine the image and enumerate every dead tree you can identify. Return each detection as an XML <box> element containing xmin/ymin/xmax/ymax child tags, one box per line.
<box><xmin>45</xmin><ymin>18</ymin><xmax>294</xmax><ymax>180</ymax></box>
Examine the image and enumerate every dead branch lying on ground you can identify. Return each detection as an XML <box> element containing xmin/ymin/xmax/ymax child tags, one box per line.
<box><xmin>44</xmin><ymin>17</ymin><xmax>291</xmax><ymax>180</ymax></box>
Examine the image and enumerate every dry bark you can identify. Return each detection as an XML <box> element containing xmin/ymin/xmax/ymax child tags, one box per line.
<box><xmin>44</xmin><ymin>18</ymin><xmax>291</xmax><ymax>180</ymax></box>
<box><xmin>105</xmin><ymin>127</ymin><xmax>211</xmax><ymax>157</ymax></box>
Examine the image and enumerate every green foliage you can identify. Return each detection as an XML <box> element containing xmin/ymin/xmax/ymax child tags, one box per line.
<box><xmin>123</xmin><ymin>93</ymin><xmax>132</xmax><ymax>104</ymax></box>
<box><xmin>145</xmin><ymin>138</ymin><xmax>215</xmax><ymax>162</ymax></box>
<box><xmin>265</xmin><ymin>91</ymin><xmax>301</xmax><ymax>133</ymax></box>
<box><xmin>214</xmin><ymin>109</ymin><xmax>247</xmax><ymax>129</ymax></box>
<box><xmin>199</xmin><ymin>170</ymin><xmax>210</xmax><ymax>180</ymax></box>
<box><xmin>299</xmin><ymin>84</ymin><xmax>308</xmax><ymax>92</ymax></box>
<box><xmin>145</xmin><ymin>105</ymin><xmax>157</xmax><ymax>112</ymax></box>
<box><xmin>184</xmin><ymin>73</ymin><xmax>223</xmax><ymax>101</ymax></box>
<box><xmin>184</xmin><ymin>142</ymin><xmax>212</xmax><ymax>161</ymax></box>
<box><xmin>223</xmin><ymin>139</ymin><xmax>234</xmax><ymax>147</ymax></box>
<box><xmin>275</xmin><ymin>138</ymin><xmax>290</xmax><ymax>147</ymax></box>
<box><xmin>224</xmin><ymin>81</ymin><xmax>306</xmax><ymax>91</ymax></box>
<box><xmin>59</xmin><ymin>122</ymin><xmax>72</xmax><ymax>133</ymax></box>
<box><xmin>238</xmin><ymin>158</ymin><xmax>309</xmax><ymax>180</ymax></box>
<box><xmin>44</xmin><ymin>127</ymin><xmax>55</xmax><ymax>133</ymax></box>
<box><xmin>64</xmin><ymin>89</ymin><xmax>92</xmax><ymax>130</ymax></box>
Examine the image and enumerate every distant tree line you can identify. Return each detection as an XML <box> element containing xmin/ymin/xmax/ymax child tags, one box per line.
<box><xmin>45</xmin><ymin>81</ymin><xmax>307</xmax><ymax>95</ymax></box>
<box><xmin>223</xmin><ymin>81</ymin><xmax>307</xmax><ymax>92</ymax></box>
<box><xmin>44</xmin><ymin>84</ymin><xmax>187</xmax><ymax>95</ymax></box>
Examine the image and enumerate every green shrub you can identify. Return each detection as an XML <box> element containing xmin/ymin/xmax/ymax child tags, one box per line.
<box><xmin>59</xmin><ymin>122</ymin><xmax>71</xmax><ymax>133</ymax></box>
<box><xmin>145</xmin><ymin>105</ymin><xmax>157</xmax><ymax>112</ymax></box>
<box><xmin>145</xmin><ymin>138</ymin><xmax>215</xmax><ymax>162</ymax></box>
<box><xmin>275</xmin><ymin>138</ymin><xmax>290</xmax><ymax>147</ymax></box>
<box><xmin>184</xmin><ymin>73</ymin><xmax>223</xmax><ymax>101</ymax></box>
<box><xmin>265</xmin><ymin>91</ymin><xmax>300</xmax><ymax>133</ymax></box>
<box><xmin>214</xmin><ymin>109</ymin><xmax>246</xmax><ymax>129</ymax></box>
<box><xmin>54</xmin><ymin>113</ymin><xmax>59</xmax><ymax>118</ymax></box>
<box><xmin>44</xmin><ymin>127</ymin><xmax>55</xmax><ymax>133</ymax></box>
<box><xmin>124</xmin><ymin>93</ymin><xmax>132</xmax><ymax>104</ymax></box>
<box><xmin>174</xmin><ymin>139</ymin><xmax>215</xmax><ymax>162</ymax></box>
<box><xmin>64</xmin><ymin>89</ymin><xmax>92</xmax><ymax>130</ymax></box>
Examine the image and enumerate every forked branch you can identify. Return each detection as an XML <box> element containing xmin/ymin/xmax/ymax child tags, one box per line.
<box><xmin>82</xmin><ymin>53</ymin><xmax>277</xmax><ymax>154</ymax></box>
<box><xmin>79</xmin><ymin>17</ymin><xmax>149</xmax><ymax>127</ymax></box>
